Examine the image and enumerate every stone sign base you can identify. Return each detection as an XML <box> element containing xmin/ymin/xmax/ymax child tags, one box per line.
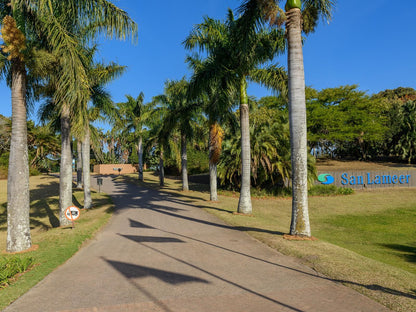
<box><xmin>93</xmin><ymin>164</ymin><xmax>138</xmax><ymax>175</ymax></box>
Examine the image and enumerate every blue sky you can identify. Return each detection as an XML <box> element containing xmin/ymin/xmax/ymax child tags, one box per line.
<box><xmin>0</xmin><ymin>0</ymin><xmax>415</xmax><ymax>120</ymax></box>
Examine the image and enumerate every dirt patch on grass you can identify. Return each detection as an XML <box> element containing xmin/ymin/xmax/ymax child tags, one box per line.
<box><xmin>316</xmin><ymin>159</ymin><xmax>416</xmax><ymax>171</ymax></box>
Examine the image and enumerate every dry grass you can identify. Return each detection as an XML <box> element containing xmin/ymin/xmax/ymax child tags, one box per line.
<box><xmin>0</xmin><ymin>175</ymin><xmax>113</xmax><ymax>309</ymax></box>
<box><xmin>316</xmin><ymin>159</ymin><xmax>416</xmax><ymax>171</ymax></box>
<box><xmin>126</xmin><ymin>171</ymin><xmax>416</xmax><ymax>312</ymax></box>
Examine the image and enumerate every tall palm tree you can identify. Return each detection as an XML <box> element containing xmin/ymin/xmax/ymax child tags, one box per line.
<box><xmin>238</xmin><ymin>0</ymin><xmax>334</xmax><ymax>236</ymax></box>
<box><xmin>79</xmin><ymin>59</ymin><xmax>126</xmax><ymax>209</ymax></box>
<box><xmin>117</xmin><ymin>93</ymin><xmax>154</xmax><ymax>181</ymax></box>
<box><xmin>0</xmin><ymin>2</ymin><xmax>53</xmax><ymax>252</ymax></box>
<box><xmin>39</xmin><ymin>1</ymin><xmax>136</xmax><ymax>225</ymax></box>
<box><xmin>184</xmin><ymin>10</ymin><xmax>287</xmax><ymax>213</ymax></box>
<box><xmin>2</xmin><ymin>0</ymin><xmax>137</xmax><ymax>250</ymax></box>
<box><xmin>186</xmin><ymin>55</ymin><xmax>238</xmax><ymax>201</ymax></box>
<box><xmin>154</xmin><ymin>78</ymin><xmax>200</xmax><ymax>191</ymax></box>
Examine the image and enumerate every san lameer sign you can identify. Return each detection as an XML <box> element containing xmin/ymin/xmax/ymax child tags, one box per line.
<box><xmin>317</xmin><ymin>170</ymin><xmax>416</xmax><ymax>189</ymax></box>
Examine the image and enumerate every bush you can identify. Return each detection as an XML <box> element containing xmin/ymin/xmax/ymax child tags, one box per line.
<box><xmin>0</xmin><ymin>256</ymin><xmax>35</xmax><ymax>288</ymax></box>
<box><xmin>29</xmin><ymin>167</ymin><xmax>41</xmax><ymax>176</ymax></box>
<box><xmin>309</xmin><ymin>185</ymin><xmax>354</xmax><ymax>196</ymax></box>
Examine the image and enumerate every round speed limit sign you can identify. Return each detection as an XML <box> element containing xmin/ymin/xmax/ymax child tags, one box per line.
<box><xmin>65</xmin><ymin>206</ymin><xmax>81</xmax><ymax>221</ymax></box>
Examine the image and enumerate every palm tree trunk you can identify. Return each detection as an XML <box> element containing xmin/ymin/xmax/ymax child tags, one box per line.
<box><xmin>59</xmin><ymin>103</ymin><xmax>72</xmax><ymax>226</ymax></box>
<box><xmin>238</xmin><ymin>77</ymin><xmax>252</xmax><ymax>214</ymax></box>
<box><xmin>138</xmin><ymin>136</ymin><xmax>143</xmax><ymax>181</ymax></box>
<box><xmin>82</xmin><ymin>125</ymin><xmax>92</xmax><ymax>209</ymax></box>
<box><xmin>181</xmin><ymin>132</ymin><xmax>189</xmax><ymax>191</ymax></box>
<box><xmin>6</xmin><ymin>59</ymin><xmax>32</xmax><ymax>253</ymax></box>
<box><xmin>209</xmin><ymin>162</ymin><xmax>218</xmax><ymax>201</ymax></box>
<box><xmin>208</xmin><ymin>124</ymin><xmax>218</xmax><ymax>201</ymax></box>
<box><xmin>287</xmin><ymin>7</ymin><xmax>311</xmax><ymax>237</ymax></box>
<box><xmin>159</xmin><ymin>148</ymin><xmax>164</xmax><ymax>186</ymax></box>
<box><xmin>76</xmin><ymin>140</ymin><xmax>83</xmax><ymax>188</ymax></box>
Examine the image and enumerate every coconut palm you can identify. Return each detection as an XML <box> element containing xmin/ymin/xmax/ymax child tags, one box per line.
<box><xmin>184</xmin><ymin>10</ymin><xmax>287</xmax><ymax>213</ymax></box>
<box><xmin>238</xmin><ymin>0</ymin><xmax>334</xmax><ymax>236</ymax></box>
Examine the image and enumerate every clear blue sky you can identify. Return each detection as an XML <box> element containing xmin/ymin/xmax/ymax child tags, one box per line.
<box><xmin>0</xmin><ymin>0</ymin><xmax>415</xmax><ymax>120</ymax></box>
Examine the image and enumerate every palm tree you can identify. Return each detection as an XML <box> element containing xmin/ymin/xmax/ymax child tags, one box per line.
<box><xmin>154</xmin><ymin>78</ymin><xmax>200</xmax><ymax>191</ymax></box>
<box><xmin>27</xmin><ymin>123</ymin><xmax>60</xmax><ymax>171</ymax></box>
<box><xmin>184</xmin><ymin>10</ymin><xmax>286</xmax><ymax>213</ymax></box>
<box><xmin>238</xmin><ymin>0</ymin><xmax>334</xmax><ymax>236</ymax></box>
<box><xmin>0</xmin><ymin>2</ymin><xmax>53</xmax><ymax>252</ymax></box>
<box><xmin>2</xmin><ymin>0</ymin><xmax>136</xmax><ymax>249</ymax></box>
<box><xmin>117</xmin><ymin>93</ymin><xmax>154</xmax><ymax>181</ymax></box>
<box><xmin>38</xmin><ymin>1</ymin><xmax>136</xmax><ymax>225</ymax></box>
<box><xmin>1</xmin><ymin>12</ymin><xmax>32</xmax><ymax>252</ymax></box>
<box><xmin>186</xmin><ymin>55</ymin><xmax>238</xmax><ymax>201</ymax></box>
<box><xmin>80</xmin><ymin>59</ymin><xmax>126</xmax><ymax>209</ymax></box>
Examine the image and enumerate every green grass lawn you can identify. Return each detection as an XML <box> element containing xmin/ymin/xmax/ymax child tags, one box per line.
<box><xmin>128</xmin><ymin>172</ymin><xmax>416</xmax><ymax>312</ymax></box>
<box><xmin>0</xmin><ymin>175</ymin><xmax>113</xmax><ymax>310</ymax></box>
<box><xmin>315</xmin><ymin>206</ymin><xmax>416</xmax><ymax>274</ymax></box>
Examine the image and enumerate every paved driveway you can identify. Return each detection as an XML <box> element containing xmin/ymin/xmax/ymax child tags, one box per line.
<box><xmin>4</xmin><ymin>176</ymin><xmax>390</xmax><ymax>312</ymax></box>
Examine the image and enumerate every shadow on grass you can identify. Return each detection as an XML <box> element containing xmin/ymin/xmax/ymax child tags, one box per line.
<box><xmin>380</xmin><ymin>243</ymin><xmax>416</xmax><ymax>263</ymax></box>
<box><xmin>30</xmin><ymin>181</ymin><xmax>61</xmax><ymax>229</ymax></box>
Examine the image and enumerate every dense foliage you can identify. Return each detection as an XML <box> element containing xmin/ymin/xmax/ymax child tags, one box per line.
<box><xmin>307</xmin><ymin>86</ymin><xmax>416</xmax><ymax>163</ymax></box>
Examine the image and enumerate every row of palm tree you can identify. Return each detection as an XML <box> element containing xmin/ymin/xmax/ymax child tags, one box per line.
<box><xmin>2</xmin><ymin>0</ymin><xmax>137</xmax><ymax>253</ymax></box>
<box><xmin>3</xmin><ymin>0</ymin><xmax>335</xmax><ymax>253</ymax></box>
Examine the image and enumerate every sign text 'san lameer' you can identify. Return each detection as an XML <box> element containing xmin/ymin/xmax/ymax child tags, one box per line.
<box><xmin>341</xmin><ymin>172</ymin><xmax>411</xmax><ymax>186</ymax></box>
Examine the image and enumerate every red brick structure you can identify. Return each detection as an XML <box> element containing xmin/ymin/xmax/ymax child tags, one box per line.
<box><xmin>93</xmin><ymin>164</ymin><xmax>138</xmax><ymax>175</ymax></box>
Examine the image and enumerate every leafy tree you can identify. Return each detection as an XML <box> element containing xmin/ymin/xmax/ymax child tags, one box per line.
<box><xmin>395</xmin><ymin>100</ymin><xmax>416</xmax><ymax>164</ymax></box>
<box><xmin>307</xmin><ymin>85</ymin><xmax>388</xmax><ymax>160</ymax></box>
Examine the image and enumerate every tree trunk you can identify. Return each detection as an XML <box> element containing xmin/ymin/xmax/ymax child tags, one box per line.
<box><xmin>59</xmin><ymin>104</ymin><xmax>72</xmax><ymax>226</ymax></box>
<box><xmin>209</xmin><ymin>162</ymin><xmax>218</xmax><ymax>201</ymax></box>
<box><xmin>208</xmin><ymin>124</ymin><xmax>218</xmax><ymax>201</ymax></box>
<box><xmin>76</xmin><ymin>140</ymin><xmax>83</xmax><ymax>188</ymax></box>
<box><xmin>138</xmin><ymin>135</ymin><xmax>143</xmax><ymax>181</ymax></box>
<box><xmin>82</xmin><ymin>125</ymin><xmax>92</xmax><ymax>209</ymax></box>
<box><xmin>159</xmin><ymin>149</ymin><xmax>164</xmax><ymax>186</ymax></box>
<box><xmin>6</xmin><ymin>59</ymin><xmax>32</xmax><ymax>253</ymax></box>
<box><xmin>181</xmin><ymin>133</ymin><xmax>189</xmax><ymax>191</ymax></box>
<box><xmin>287</xmin><ymin>7</ymin><xmax>311</xmax><ymax>237</ymax></box>
<box><xmin>237</xmin><ymin>77</ymin><xmax>252</xmax><ymax>214</ymax></box>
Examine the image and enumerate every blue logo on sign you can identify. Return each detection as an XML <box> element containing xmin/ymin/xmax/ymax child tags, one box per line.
<box><xmin>318</xmin><ymin>174</ymin><xmax>335</xmax><ymax>185</ymax></box>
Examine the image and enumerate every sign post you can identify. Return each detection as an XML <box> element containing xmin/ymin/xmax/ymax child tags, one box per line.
<box><xmin>65</xmin><ymin>206</ymin><xmax>81</xmax><ymax>229</ymax></box>
<box><xmin>96</xmin><ymin>177</ymin><xmax>103</xmax><ymax>193</ymax></box>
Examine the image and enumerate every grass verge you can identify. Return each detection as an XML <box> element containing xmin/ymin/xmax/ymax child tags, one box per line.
<box><xmin>0</xmin><ymin>175</ymin><xmax>113</xmax><ymax>310</ymax></box>
<box><xmin>124</xmin><ymin>171</ymin><xmax>416</xmax><ymax>312</ymax></box>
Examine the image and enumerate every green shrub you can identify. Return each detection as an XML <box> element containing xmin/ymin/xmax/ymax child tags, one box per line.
<box><xmin>29</xmin><ymin>167</ymin><xmax>41</xmax><ymax>176</ymax></box>
<box><xmin>309</xmin><ymin>185</ymin><xmax>354</xmax><ymax>196</ymax></box>
<box><xmin>0</xmin><ymin>256</ymin><xmax>35</xmax><ymax>288</ymax></box>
